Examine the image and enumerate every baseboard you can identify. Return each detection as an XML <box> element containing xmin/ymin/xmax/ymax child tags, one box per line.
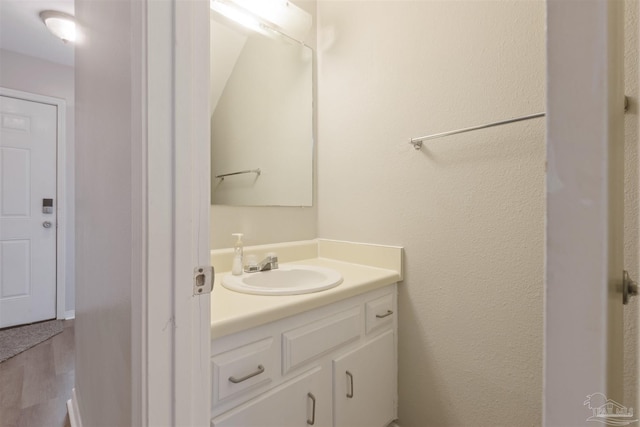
<box><xmin>387</xmin><ymin>421</ymin><xmax>400</xmax><ymax>427</ymax></box>
<box><xmin>67</xmin><ymin>388</ymin><xmax>83</xmax><ymax>427</ymax></box>
<box><xmin>64</xmin><ymin>310</ymin><xmax>75</xmax><ymax>320</ymax></box>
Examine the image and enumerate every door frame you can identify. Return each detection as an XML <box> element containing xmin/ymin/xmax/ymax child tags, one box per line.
<box><xmin>545</xmin><ymin>1</ymin><xmax>625</xmax><ymax>424</ymax></box>
<box><xmin>0</xmin><ymin>86</ymin><xmax>68</xmax><ymax>323</ymax></box>
<box><xmin>137</xmin><ymin>0</ymin><xmax>212</xmax><ymax>424</ymax></box>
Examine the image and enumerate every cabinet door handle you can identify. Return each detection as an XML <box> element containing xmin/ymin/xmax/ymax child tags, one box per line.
<box><xmin>346</xmin><ymin>371</ymin><xmax>354</xmax><ymax>398</ymax></box>
<box><xmin>228</xmin><ymin>365</ymin><xmax>264</xmax><ymax>384</ymax></box>
<box><xmin>376</xmin><ymin>310</ymin><xmax>394</xmax><ymax>319</ymax></box>
<box><xmin>307</xmin><ymin>392</ymin><xmax>316</xmax><ymax>425</ymax></box>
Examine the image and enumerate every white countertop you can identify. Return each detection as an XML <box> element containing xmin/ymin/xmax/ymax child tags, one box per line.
<box><xmin>210</xmin><ymin>257</ymin><xmax>401</xmax><ymax>339</ymax></box>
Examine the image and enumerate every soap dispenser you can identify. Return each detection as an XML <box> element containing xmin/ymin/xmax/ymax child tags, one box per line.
<box><xmin>232</xmin><ymin>233</ymin><xmax>244</xmax><ymax>276</ymax></box>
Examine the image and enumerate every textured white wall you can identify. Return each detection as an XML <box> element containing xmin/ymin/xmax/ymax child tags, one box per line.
<box><xmin>0</xmin><ymin>49</ymin><xmax>75</xmax><ymax>315</ymax></box>
<box><xmin>317</xmin><ymin>2</ymin><xmax>545</xmax><ymax>426</ymax></box>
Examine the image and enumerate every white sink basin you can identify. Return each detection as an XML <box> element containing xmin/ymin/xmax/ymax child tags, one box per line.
<box><xmin>222</xmin><ymin>264</ymin><xmax>343</xmax><ymax>296</ymax></box>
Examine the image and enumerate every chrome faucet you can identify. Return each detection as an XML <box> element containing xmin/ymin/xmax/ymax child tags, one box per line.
<box><xmin>244</xmin><ymin>254</ymin><xmax>279</xmax><ymax>273</ymax></box>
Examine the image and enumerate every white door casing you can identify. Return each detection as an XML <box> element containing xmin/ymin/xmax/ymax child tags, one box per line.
<box><xmin>545</xmin><ymin>1</ymin><xmax>626</xmax><ymax>425</ymax></box>
<box><xmin>140</xmin><ymin>0</ymin><xmax>212</xmax><ymax>425</ymax></box>
<box><xmin>0</xmin><ymin>94</ymin><xmax>59</xmax><ymax>328</ymax></box>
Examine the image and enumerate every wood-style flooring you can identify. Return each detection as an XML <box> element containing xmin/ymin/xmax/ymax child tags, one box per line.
<box><xmin>0</xmin><ymin>320</ymin><xmax>74</xmax><ymax>427</ymax></box>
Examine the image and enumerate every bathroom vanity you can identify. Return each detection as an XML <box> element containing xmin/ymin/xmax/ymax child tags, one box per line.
<box><xmin>209</xmin><ymin>240</ymin><xmax>402</xmax><ymax>427</ymax></box>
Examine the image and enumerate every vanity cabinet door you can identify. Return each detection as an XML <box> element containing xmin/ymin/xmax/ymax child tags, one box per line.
<box><xmin>212</xmin><ymin>367</ymin><xmax>331</xmax><ymax>427</ymax></box>
<box><xmin>333</xmin><ymin>330</ymin><xmax>396</xmax><ymax>427</ymax></box>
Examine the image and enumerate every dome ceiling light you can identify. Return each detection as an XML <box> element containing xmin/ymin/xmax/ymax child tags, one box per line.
<box><xmin>39</xmin><ymin>10</ymin><xmax>76</xmax><ymax>43</ymax></box>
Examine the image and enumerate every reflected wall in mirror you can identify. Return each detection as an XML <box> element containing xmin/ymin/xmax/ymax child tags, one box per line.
<box><xmin>210</xmin><ymin>13</ymin><xmax>313</xmax><ymax>207</ymax></box>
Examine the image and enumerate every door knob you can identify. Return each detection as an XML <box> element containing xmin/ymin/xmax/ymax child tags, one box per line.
<box><xmin>43</xmin><ymin>221</ymin><xmax>52</xmax><ymax>228</ymax></box>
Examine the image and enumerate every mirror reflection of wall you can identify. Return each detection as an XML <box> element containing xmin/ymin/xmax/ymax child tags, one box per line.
<box><xmin>210</xmin><ymin>8</ymin><xmax>313</xmax><ymax>207</ymax></box>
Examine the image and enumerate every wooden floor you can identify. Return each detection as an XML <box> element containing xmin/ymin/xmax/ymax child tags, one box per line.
<box><xmin>0</xmin><ymin>320</ymin><xmax>74</xmax><ymax>427</ymax></box>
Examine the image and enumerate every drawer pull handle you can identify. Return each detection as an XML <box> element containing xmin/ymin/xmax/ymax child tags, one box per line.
<box><xmin>307</xmin><ymin>392</ymin><xmax>316</xmax><ymax>425</ymax></box>
<box><xmin>228</xmin><ymin>365</ymin><xmax>265</xmax><ymax>384</ymax></box>
<box><xmin>346</xmin><ymin>371</ymin><xmax>354</xmax><ymax>398</ymax></box>
<box><xmin>376</xmin><ymin>310</ymin><xmax>394</xmax><ymax>319</ymax></box>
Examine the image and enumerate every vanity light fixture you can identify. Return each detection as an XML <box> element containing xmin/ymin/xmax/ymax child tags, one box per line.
<box><xmin>210</xmin><ymin>0</ymin><xmax>311</xmax><ymax>43</ymax></box>
<box><xmin>210</xmin><ymin>0</ymin><xmax>264</xmax><ymax>34</ymax></box>
<box><xmin>40</xmin><ymin>10</ymin><xmax>77</xmax><ymax>43</ymax></box>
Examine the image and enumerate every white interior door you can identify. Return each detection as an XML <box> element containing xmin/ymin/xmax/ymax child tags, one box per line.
<box><xmin>0</xmin><ymin>95</ymin><xmax>57</xmax><ymax>328</ymax></box>
<box><xmin>545</xmin><ymin>1</ymin><xmax>628</xmax><ymax>425</ymax></box>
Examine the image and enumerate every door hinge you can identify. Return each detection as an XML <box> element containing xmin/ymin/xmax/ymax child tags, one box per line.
<box><xmin>193</xmin><ymin>266</ymin><xmax>214</xmax><ymax>296</ymax></box>
<box><xmin>623</xmin><ymin>270</ymin><xmax>638</xmax><ymax>305</ymax></box>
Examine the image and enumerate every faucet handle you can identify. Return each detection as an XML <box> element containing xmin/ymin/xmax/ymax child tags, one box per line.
<box><xmin>244</xmin><ymin>255</ymin><xmax>259</xmax><ymax>273</ymax></box>
<box><xmin>266</xmin><ymin>252</ymin><xmax>278</xmax><ymax>269</ymax></box>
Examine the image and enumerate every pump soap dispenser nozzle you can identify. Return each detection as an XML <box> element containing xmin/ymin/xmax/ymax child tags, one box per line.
<box><xmin>232</xmin><ymin>233</ymin><xmax>244</xmax><ymax>276</ymax></box>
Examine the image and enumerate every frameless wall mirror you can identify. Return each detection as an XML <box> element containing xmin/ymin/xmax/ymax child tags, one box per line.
<box><xmin>210</xmin><ymin>0</ymin><xmax>313</xmax><ymax>207</ymax></box>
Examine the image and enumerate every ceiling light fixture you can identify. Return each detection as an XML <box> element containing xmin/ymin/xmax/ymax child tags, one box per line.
<box><xmin>39</xmin><ymin>10</ymin><xmax>77</xmax><ymax>43</ymax></box>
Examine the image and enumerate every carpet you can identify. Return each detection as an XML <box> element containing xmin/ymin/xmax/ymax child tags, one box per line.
<box><xmin>0</xmin><ymin>319</ymin><xmax>64</xmax><ymax>363</ymax></box>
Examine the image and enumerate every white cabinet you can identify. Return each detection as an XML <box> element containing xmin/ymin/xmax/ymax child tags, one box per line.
<box><xmin>211</xmin><ymin>285</ymin><xmax>397</xmax><ymax>427</ymax></box>
<box><xmin>212</xmin><ymin>367</ymin><xmax>331</xmax><ymax>427</ymax></box>
<box><xmin>333</xmin><ymin>330</ymin><xmax>396</xmax><ymax>427</ymax></box>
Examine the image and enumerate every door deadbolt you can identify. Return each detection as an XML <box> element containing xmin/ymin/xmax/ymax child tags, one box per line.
<box><xmin>623</xmin><ymin>270</ymin><xmax>638</xmax><ymax>305</ymax></box>
<box><xmin>42</xmin><ymin>198</ymin><xmax>54</xmax><ymax>214</ymax></box>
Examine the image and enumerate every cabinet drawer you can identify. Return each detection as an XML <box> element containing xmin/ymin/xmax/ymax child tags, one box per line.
<box><xmin>282</xmin><ymin>307</ymin><xmax>361</xmax><ymax>374</ymax></box>
<box><xmin>212</xmin><ymin>337</ymin><xmax>276</xmax><ymax>404</ymax></box>
<box><xmin>365</xmin><ymin>293</ymin><xmax>394</xmax><ymax>334</ymax></box>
